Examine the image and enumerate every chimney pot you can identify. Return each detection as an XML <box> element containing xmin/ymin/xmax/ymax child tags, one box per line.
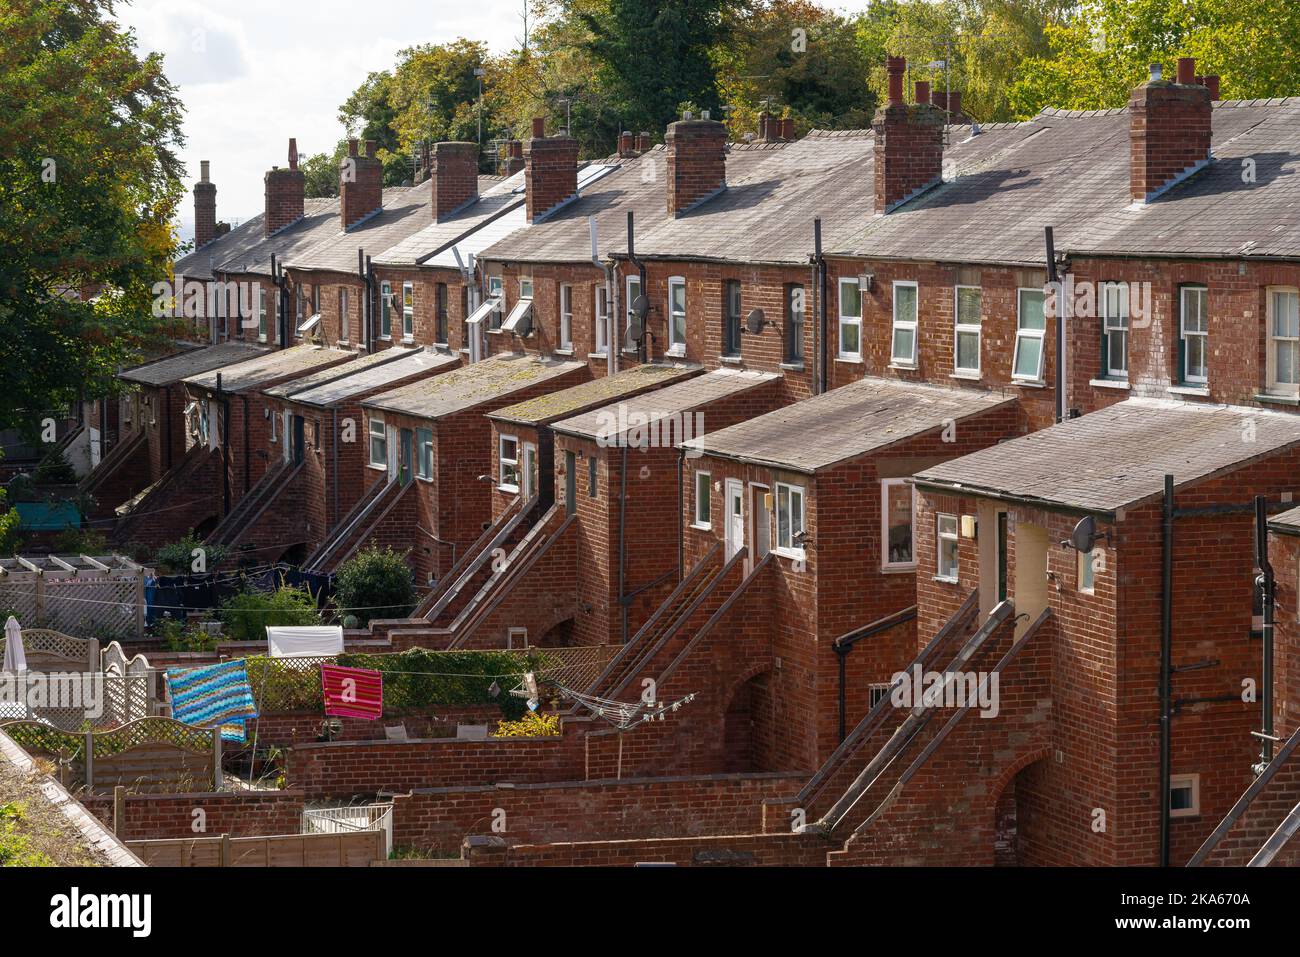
<box><xmin>365</xmin><ymin>139</ymin><xmax>377</xmax><ymax>158</ymax></box>
<box><xmin>348</xmin><ymin>138</ymin><xmax>359</xmax><ymax>156</ymax></box>
<box><xmin>194</xmin><ymin>161</ymin><xmax>217</xmax><ymax>247</ymax></box>
<box><xmin>780</xmin><ymin>117</ymin><xmax>795</xmax><ymax>141</ymax></box>
<box><xmin>619</xmin><ymin>131</ymin><xmax>635</xmax><ymax>157</ymax></box>
<box><xmin>1205</xmin><ymin>75</ymin><xmax>1221</xmax><ymax>101</ymax></box>
<box><xmin>1149</xmin><ymin>63</ymin><xmax>1163</xmax><ymax>82</ymax></box>
<box><xmin>915</xmin><ymin>81</ymin><xmax>931</xmax><ymax>105</ymax></box>
<box><xmin>200</xmin><ymin>160</ymin><xmax>210</xmax><ymax>183</ymax></box>
<box><xmin>637</xmin><ymin>132</ymin><xmax>651</xmax><ymax>152</ymax></box>
<box><xmin>531</xmin><ymin>117</ymin><xmax>545</xmax><ymax>139</ymax></box>
<box><xmin>1177</xmin><ymin>57</ymin><xmax>1196</xmax><ymax>85</ymax></box>
<box><xmin>887</xmin><ymin>56</ymin><xmax>906</xmax><ymax>105</ymax></box>
<box><xmin>288</xmin><ymin>138</ymin><xmax>299</xmax><ymax>170</ymax></box>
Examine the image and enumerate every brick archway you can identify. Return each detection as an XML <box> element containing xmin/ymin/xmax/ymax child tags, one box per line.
<box><xmin>721</xmin><ymin>664</ymin><xmax>777</xmax><ymax>773</ymax></box>
<box><xmin>991</xmin><ymin>748</ymin><xmax>1053</xmax><ymax>867</ymax></box>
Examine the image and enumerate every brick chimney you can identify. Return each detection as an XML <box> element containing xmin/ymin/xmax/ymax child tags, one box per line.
<box><xmin>431</xmin><ymin>141</ymin><xmax>479</xmax><ymax>221</ymax></box>
<box><xmin>263</xmin><ymin>138</ymin><xmax>305</xmax><ymax>237</ymax></box>
<box><xmin>873</xmin><ymin>57</ymin><xmax>945</xmax><ymax>214</ymax></box>
<box><xmin>757</xmin><ymin>111</ymin><xmax>774</xmax><ymax>142</ymax></box>
<box><xmin>636</xmin><ymin>132</ymin><xmax>652</xmax><ymax>153</ymax></box>
<box><xmin>666</xmin><ymin>115</ymin><xmax>727</xmax><ymax>216</ymax></box>
<box><xmin>618</xmin><ymin>131</ymin><xmax>637</xmax><ymax>158</ymax></box>
<box><xmin>194</xmin><ymin>160</ymin><xmax>218</xmax><ymax>248</ymax></box>
<box><xmin>524</xmin><ymin>118</ymin><xmax>579</xmax><ymax>223</ymax></box>
<box><xmin>1196</xmin><ymin>74</ymin><xmax>1222</xmax><ymax>101</ymax></box>
<box><xmin>340</xmin><ymin>138</ymin><xmax>384</xmax><ymax>229</ymax></box>
<box><xmin>1129</xmin><ymin>57</ymin><xmax>1212</xmax><ymax>203</ymax></box>
<box><xmin>502</xmin><ymin>140</ymin><xmax>524</xmax><ymax>175</ymax></box>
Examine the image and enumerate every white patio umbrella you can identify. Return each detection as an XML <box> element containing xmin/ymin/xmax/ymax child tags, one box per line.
<box><xmin>2</xmin><ymin>616</ymin><xmax>27</xmax><ymax>674</ymax></box>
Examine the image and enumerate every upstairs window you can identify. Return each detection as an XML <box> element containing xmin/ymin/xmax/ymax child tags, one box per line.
<box><xmin>402</xmin><ymin>282</ymin><xmax>415</xmax><ymax>340</ymax></box>
<box><xmin>1013</xmin><ymin>288</ymin><xmax>1047</xmax><ymax>381</ymax></box>
<box><xmin>1178</xmin><ymin>286</ymin><xmax>1208</xmax><ymax>385</ymax></box>
<box><xmin>723</xmin><ymin>280</ymin><xmax>741</xmax><ymax>357</ymax></box>
<box><xmin>954</xmin><ymin>285</ymin><xmax>981</xmax><ymax>375</ymax></box>
<box><xmin>1268</xmin><ymin>288</ymin><xmax>1299</xmax><ymax>396</ymax></box>
<box><xmin>785</xmin><ymin>284</ymin><xmax>804</xmax><ymax>363</ymax></box>
<box><xmin>379</xmin><ymin>282</ymin><xmax>392</xmax><ymax>339</ymax></box>
<box><xmin>881</xmin><ymin>478</ymin><xmax>915</xmax><ymax>570</ymax></box>
<box><xmin>624</xmin><ymin>276</ymin><xmax>642</xmax><ymax>349</ymax></box>
<box><xmin>489</xmin><ymin>276</ymin><xmax>505</xmax><ymax>329</ymax></box>
<box><xmin>499</xmin><ymin>435</ymin><xmax>520</xmax><ymax>491</ymax></box>
<box><xmin>594</xmin><ymin>286</ymin><xmax>610</xmax><ymax>354</ymax></box>
<box><xmin>257</xmin><ymin>285</ymin><xmax>268</xmax><ymax>342</ymax></box>
<box><xmin>668</xmin><ymin>277</ymin><xmax>687</xmax><ymax>355</ymax></box>
<box><xmin>694</xmin><ymin>471</ymin><xmax>711</xmax><ymax>528</ymax></box>
<box><xmin>1101</xmin><ymin>282</ymin><xmax>1129</xmax><ymax>378</ymax></box>
<box><xmin>416</xmin><ymin>427</ymin><xmax>433</xmax><ymax>480</ymax></box>
<box><xmin>936</xmin><ymin>514</ymin><xmax>959</xmax><ymax>582</ymax></box>
<box><xmin>559</xmin><ymin>284</ymin><xmax>573</xmax><ymax>350</ymax></box>
<box><xmin>776</xmin><ymin>482</ymin><xmax>806</xmax><ymax>557</ymax></box>
<box><xmin>435</xmin><ymin>283</ymin><xmax>449</xmax><ymax>345</ymax></box>
<box><xmin>838</xmin><ymin>278</ymin><xmax>861</xmax><ymax>359</ymax></box>
<box><xmin>368</xmin><ymin>418</ymin><xmax>387</xmax><ymax>468</ymax></box>
<box><xmin>339</xmin><ymin>288</ymin><xmax>349</xmax><ymax>342</ymax></box>
<box><xmin>891</xmin><ymin>281</ymin><xmax>918</xmax><ymax>366</ymax></box>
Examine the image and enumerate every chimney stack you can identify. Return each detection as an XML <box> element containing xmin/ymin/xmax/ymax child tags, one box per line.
<box><xmin>524</xmin><ymin>118</ymin><xmax>579</xmax><ymax>222</ymax></box>
<box><xmin>666</xmin><ymin>115</ymin><xmax>727</xmax><ymax>216</ymax></box>
<box><xmin>502</xmin><ymin>140</ymin><xmax>524</xmax><ymax>175</ymax></box>
<box><xmin>430</xmin><ymin>142</ymin><xmax>479</xmax><ymax>221</ymax></box>
<box><xmin>873</xmin><ymin>57</ymin><xmax>945</xmax><ymax>214</ymax></box>
<box><xmin>340</xmin><ymin>138</ymin><xmax>384</xmax><ymax>229</ymax></box>
<box><xmin>914</xmin><ymin>81</ymin><xmax>931</xmax><ymax>105</ymax></box>
<box><xmin>1129</xmin><ymin>57</ymin><xmax>1212</xmax><ymax>203</ymax></box>
<box><xmin>757</xmin><ymin>111</ymin><xmax>773</xmax><ymax>142</ymax></box>
<box><xmin>618</xmin><ymin>130</ymin><xmax>637</xmax><ymax>158</ymax></box>
<box><xmin>637</xmin><ymin>132</ymin><xmax>652</xmax><ymax>153</ymax></box>
<box><xmin>194</xmin><ymin>160</ymin><xmax>218</xmax><ymax>248</ymax></box>
<box><xmin>263</xmin><ymin>138</ymin><xmax>305</xmax><ymax>237</ymax></box>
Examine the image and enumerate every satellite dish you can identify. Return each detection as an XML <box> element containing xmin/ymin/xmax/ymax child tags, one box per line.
<box><xmin>745</xmin><ymin>308</ymin><xmax>767</xmax><ymax>335</ymax></box>
<box><xmin>632</xmin><ymin>294</ymin><xmax>649</xmax><ymax>320</ymax></box>
<box><xmin>1067</xmin><ymin>516</ymin><xmax>1100</xmax><ymax>552</ymax></box>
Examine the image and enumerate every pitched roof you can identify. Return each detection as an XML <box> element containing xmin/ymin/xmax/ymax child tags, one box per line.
<box><xmin>684</xmin><ymin>377</ymin><xmax>1016</xmax><ymax>473</ymax></box>
<box><xmin>175</xmin><ymin>198</ymin><xmax>340</xmax><ymax>280</ymax></box>
<box><xmin>289</xmin><ymin>347</ymin><xmax>460</xmax><ymax>407</ymax></box>
<box><xmin>836</xmin><ymin>99</ymin><xmax>1300</xmax><ymax>265</ymax></box>
<box><xmin>290</xmin><ymin>181</ymin><xmax>434</xmax><ymax>273</ymax></box>
<box><xmin>915</xmin><ymin>398</ymin><xmax>1300</xmax><ymax>515</ymax></box>
<box><xmin>262</xmin><ymin>345</ymin><xmax>414</xmax><ymax>398</ymax></box>
<box><xmin>552</xmin><ymin>367</ymin><xmax>778</xmax><ymax>442</ymax></box>
<box><xmin>490</xmin><ymin>363</ymin><xmax>703</xmax><ymax>427</ymax></box>
<box><xmin>362</xmin><ymin>352</ymin><xmax>584</xmax><ymax>419</ymax></box>
<box><xmin>372</xmin><ymin>173</ymin><xmax>526</xmax><ymax>266</ymax></box>
<box><xmin>119</xmin><ymin>342</ymin><xmax>268</xmax><ymax>386</ymax></box>
<box><xmin>183</xmin><ymin>345</ymin><xmax>355</xmax><ymax>393</ymax></box>
<box><xmin>1270</xmin><ymin>504</ymin><xmax>1300</xmax><ymax>535</ymax></box>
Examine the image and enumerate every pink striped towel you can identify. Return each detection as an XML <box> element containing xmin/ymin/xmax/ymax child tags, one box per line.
<box><xmin>321</xmin><ymin>664</ymin><xmax>383</xmax><ymax>720</ymax></box>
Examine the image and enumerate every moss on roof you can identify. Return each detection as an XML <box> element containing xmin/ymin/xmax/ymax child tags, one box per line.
<box><xmin>490</xmin><ymin>363</ymin><xmax>702</xmax><ymax>426</ymax></box>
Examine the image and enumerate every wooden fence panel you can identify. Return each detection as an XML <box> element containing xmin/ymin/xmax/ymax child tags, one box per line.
<box><xmin>128</xmin><ymin>830</ymin><xmax>384</xmax><ymax>867</ymax></box>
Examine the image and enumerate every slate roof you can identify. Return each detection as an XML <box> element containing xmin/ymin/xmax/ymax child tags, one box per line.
<box><xmin>174</xmin><ymin>198</ymin><xmax>341</xmax><ymax>280</ymax></box>
<box><xmin>290</xmin><ymin>347</ymin><xmax>460</xmax><ymax>407</ymax></box>
<box><xmin>914</xmin><ymin>398</ymin><xmax>1300</xmax><ymax>515</ymax></box>
<box><xmin>836</xmin><ymin>99</ymin><xmax>1300</xmax><ymax>265</ymax></box>
<box><xmin>372</xmin><ymin>173</ymin><xmax>526</xmax><ymax>266</ymax></box>
<box><xmin>684</xmin><ymin>377</ymin><xmax>1016</xmax><ymax>473</ymax></box>
<box><xmin>552</xmin><ymin>368</ymin><xmax>778</xmax><ymax>442</ymax></box>
<box><xmin>1269</xmin><ymin>504</ymin><xmax>1300</xmax><ymax>535</ymax></box>
<box><xmin>291</xmin><ymin>181</ymin><xmax>434</xmax><ymax>273</ymax></box>
<box><xmin>490</xmin><ymin>363</ymin><xmax>703</xmax><ymax>427</ymax></box>
<box><xmin>119</xmin><ymin>342</ymin><xmax>268</xmax><ymax>386</ymax></box>
<box><xmin>362</xmin><ymin>352</ymin><xmax>584</xmax><ymax>420</ymax></box>
<box><xmin>262</xmin><ymin>346</ymin><xmax>414</xmax><ymax>398</ymax></box>
<box><xmin>184</xmin><ymin>345</ymin><xmax>356</xmax><ymax>393</ymax></box>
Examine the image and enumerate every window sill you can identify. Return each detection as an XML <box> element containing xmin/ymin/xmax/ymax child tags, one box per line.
<box><xmin>666</xmin><ymin>347</ymin><xmax>688</xmax><ymax>359</ymax></box>
<box><xmin>498</xmin><ymin>484</ymin><xmax>520</xmax><ymax>494</ymax></box>
<box><xmin>367</xmin><ymin>463</ymin><xmax>388</xmax><ymax>473</ymax></box>
<box><xmin>1011</xmin><ymin>378</ymin><xmax>1046</xmax><ymax>389</ymax></box>
<box><xmin>888</xmin><ymin>362</ymin><xmax>918</xmax><ymax>372</ymax></box>
<box><xmin>689</xmin><ymin>522</ymin><xmax>712</xmax><ymax>532</ymax></box>
<box><xmin>554</xmin><ymin>348</ymin><xmax>574</xmax><ymax>356</ymax></box>
<box><xmin>933</xmin><ymin>575</ymin><xmax>960</xmax><ymax>584</ymax></box>
<box><xmin>773</xmin><ymin>548</ymin><xmax>806</xmax><ymax>563</ymax></box>
<box><xmin>621</xmin><ymin>348</ymin><xmax>640</xmax><ymax>356</ymax></box>
<box><xmin>379</xmin><ymin>336</ymin><xmax>392</xmax><ymax>342</ymax></box>
<box><xmin>718</xmin><ymin>355</ymin><xmax>743</xmax><ymax>365</ymax></box>
<box><xmin>487</xmin><ymin>329</ymin><xmax>505</xmax><ymax>336</ymax></box>
<box><xmin>1089</xmin><ymin>377</ymin><xmax>1130</xmax><ymax>390</ymax></box>
<box><xmin>589</xmin><ymin>351</ymin><xmax>608</xmax><ymax>359</ymax></box>
<box><xmin>950</xmin><ymin>371</ymin><xmax>981</xmax><ymax>382</ymax></box>
<box><xmin>834</xmin><ymin>355</ymin><xmax>863</xmax><ymax>364</ymax></box>
<box><xmin>1256</xmin><ymin>392</ymin><xmax>1300</xmax><ymax>407</ymax></box>
<box><xmin>1168</xmin><ymin>384</ymin><xmax>1210</xmax><ymax>397</ymax></box>
<box><xmin>881</xmin><ymin>564</ymin><xmax>917</xmax><ymax>575</ymax></box>
<box><xmin>779</xmin><ymin>361</ymin><xmax>805</xmax><ymax>371</ymax></box>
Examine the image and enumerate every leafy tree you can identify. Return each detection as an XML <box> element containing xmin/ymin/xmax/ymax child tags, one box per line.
<box><xmin>0</xmin><ymin>0</ymin><xmax>186</xmax><ymax>432</ymax></box>
<box><xmin>218</xmin><ymin>586</ymin><xmax>321</xmax><ymax>643</ymax></box>
<box><xmin>333</xmin><ymin>547</ymin><xmax>416</xmax><ymax>626</ymax></box>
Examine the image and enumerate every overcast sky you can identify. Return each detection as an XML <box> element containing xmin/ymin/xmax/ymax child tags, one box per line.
<box><xmin>116</xmin><ymin>0</ymin><xmax>528</xmax><ymax>241</ymax></box>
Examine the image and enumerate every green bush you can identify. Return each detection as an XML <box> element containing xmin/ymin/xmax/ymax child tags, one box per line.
<box><xmin>218</xmin><ymin>586</ymin><xmax>321</xmax><ymax>643</ymax></box>
<box><xmin>338</xmin><ymin>647</ymin><xmax>547</xmax><ymax>720</ymax></box>
<box><xmin>154</xmin><ymin>532</ymin><xmax>229</xmax><ymax>575</ymax></box>
<box><xmin>333</xmin><ymin>547</ymin><xmax>416</xmax><ymax>625</ymax></box>
<box><xmin>51</xmin><ymin>526</ymin><xmax>108</xmax><ymax>554</ymax></box>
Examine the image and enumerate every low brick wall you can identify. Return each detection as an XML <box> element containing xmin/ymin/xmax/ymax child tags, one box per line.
<box><xmin>80</xmin><ymin>789</ymin><xmax>305</xmax><ymax>841</ymax></box>
<box><xmin>390</xmin><ymin>771</ymin><xmax>807</xmax><ymax>855</ymax></box>
<box><xmin>247</xmin><ymin>706</ymin><xmax>504</xmax><ymax>747</ymax></box>
<box><xmin>464</xmin><ymin>831</ymin><xmax>831</xmax><ymax>867</ymax></box>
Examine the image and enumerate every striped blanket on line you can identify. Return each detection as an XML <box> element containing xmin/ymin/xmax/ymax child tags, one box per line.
<box><xmin>321</xmin><ymin>664</ymin><xmax>383</xmax><ymax>721</ymax></box>
<box><xmin>167</xmin><ymin>660</ymin><xmax>259</xmax><ymax>742</ymax></box>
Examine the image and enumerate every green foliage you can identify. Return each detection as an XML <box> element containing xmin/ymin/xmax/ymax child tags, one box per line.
<box><xmin>153</xmin><ymin>532</ymin><xmax>228</xmax><ymax>575</ymax></box>
<box><xmin>50</xmin><ymin>526</ymin><xmax>107</xmax><ymax>555</ymax></box>
<box><xmin>337</xmin><ymin>647</ymin><xmax>548</xmax><ymax>719</ymax></box>
<box><xmin>333</xmin><ymin>547</ymin><xmax>416</xmax><ymax>625</ymax></box>
<box><xmin>0</xmin><ymin>0</ymin><xmax>186</xmax><ymax>431</ymax></box>
<box><xmin>218</xmin><ymin>586</ymin><xmax>322</xmax><ymax>643</ymax></box>
<box><xmin>495</xmin><ymin>711</ymin><xmax>561</xmax><ymax>736</ymax></box>
<box><xmin>0</xmin><ymin>803</ymin><xmax>55</xmax><ymax>867</ymax></box>
<box><xmin>153</xmin><ymin>615</ymin><xmax>218</xmax><ymax>653</ymax></box>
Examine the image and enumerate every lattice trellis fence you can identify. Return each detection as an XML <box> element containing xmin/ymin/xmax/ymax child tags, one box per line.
<box><xmin>535</xmin><ymin>645</ymin><xmax>619</xmax><ymax>692</ymax></box>
<box><xmin>0</xmin><ymin>576</ymin><xmax>142</xmax><ymax>638</ymax></box>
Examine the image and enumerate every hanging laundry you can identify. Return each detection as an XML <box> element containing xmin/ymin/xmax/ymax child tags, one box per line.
<box><xmin>321</xmin><ymin>664</ymin><xmax>383</xmax><ymax>721</ymax></box>
<box><xmin>167</xmin><ymin>660</ymin><xmax>258</xmax><ymax>741</ymax></box>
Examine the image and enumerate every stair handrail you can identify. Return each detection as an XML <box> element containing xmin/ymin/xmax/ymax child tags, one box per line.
<box><xmin>304</xmin><ymin>474</ymin><xmax>394</xmax><ymax>571</ymax></box>
<box><xmin>421</xmin><ymin>495</ymin><xmax>537</xmax><ymax>622</ymax></box>
<box><xmin>414</xmin><ymin>494</ymin><xmax>525</xmax><ymax>617</ymax></box>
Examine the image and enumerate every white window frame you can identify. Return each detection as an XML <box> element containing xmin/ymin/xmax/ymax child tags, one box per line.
<box><xmin>368</xmin><ymin>417</ymin><xmax>387</xmax><ymax>469</ymax></box>
<box><xmin>1078</xmin><ymin>547</ymin><xmax>1099</xmax><ymax>594</ymax></box>
<box><xmin>953</xmin><ymin>284</ymin><xmax>981</xmax><ymax>376</ymax></box>
<box><xmin>506</xmin><ymin>627</ymin><xmax>528</xmax><ymax>650</ymax></box>
<box><xmin>338</xmin><ymin>287</ymin><xmax>350</xmax><ymax>342</ymax></box>
<box><xmin>1179</xmin><ymin>285</ymin><xmax>1208</xmax><ymax>385</ymax></box>
<box><xmin>1267</xmin><ymin>287</ymin><xmax>1300</xmax><ymax>396</ymax></box>
<box><xmin>273</xmin><ymin>290</ymin><xmax>281</xmax><ymax>343</ymax></box>
<box><xmin>559</xmin><ymin>283</ymin><xmax>573</xmax><ymax>350</ymax></box>
<box><xmin>774</xmin><ymin>481</ymin><xmax>806</xmax><ymax>559</ymax></box>
<box><xmin>936</xmin><ymin>513</ymin><xmax>959</xmax><ymax>582</ymax></box>
<box><xmin>415</xmin><ymin>426</ymin><xmax>433</xmax><ymax>481</ymax></box>
<box><xmin>880</xmin><ymin>478</ymin><xmax>916</xmax><ymax>571</ymax></box>
<box><xmin>625</xmin><ymin>275</ymin><xmax>642</xmax><ymax>348</ymax></box>
<box><xmin>594</xmin><ymin>286</ymin><xmax>609</xmax><ymax>355</ymax></box>
<box><xmin>379</xmin><ymin>281</ymin><xmax>393</xmax><ymax>339</ymax></box>
<box><xmin>499</xmin><ymin>434</ymin><xmax>520</xmax><ymax>492</ymax></box>
<box><xmin>693</xmin><ymin>470</ymin><xmax>711</xmax><ymax>529</ymax></box>
<box><xmin>257</xmin><ymin>285</ymin><xmax>268</xmax><ymax>342</ymax></box>
<box><xmin>891</xmin><ymin>280</ymin><xmax>919</xmax><ymax>367</ymax></box>
<box><xmin>1012</xmin><ymin>287</ymin><xmax>1047</xmax><ymax>382</ymax></box>
<box><xmin>667</xmin><ymin>276</ymin><xmax>687</xmax><ymax>355</ymax></box>
<box><xmin>1101</xmin><ymin>281</ymin><xmax>1129</xmax><ymax>379</ymax></box>
<box><xmin>1169</xmin><ymin>773</ymin><xmax>1201</xmax><ymax>818</ymax></box>
<box><xmin>402</xmin><ymin>281</ymin><xmax>415</xmax><ymax>341</ymax></box>
<box><xmin>269</xmin><ymin>407</ymin><xmax>278</xmax><ymax>444</ymax></box>
<box><xmin>837</xmin><ymin>278</ymin><xmax>861</xmax><ymax>360</ymax></box>
<box><xmin>488</xmin><ymin>275</ymin><xmax>504</xmax><ymax>330</ymax></box>
<box><xmin>519</xmin><ymin>277</ymin><xmax>534</xmax><ymax>300</ymax></box>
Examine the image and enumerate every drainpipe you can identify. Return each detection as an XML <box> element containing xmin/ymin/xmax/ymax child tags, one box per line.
<box><xmin>217</xmin><ymin>373</ymin><xmax>230</xmax><ymax>517</ymax></box>
<box><xmin>813</xmin><ymin>218</ymin><xmax>827</xmax><ymax>395</ymax></box>
<box><xmin>676</xmin><ymin>447</ymin><xmax>685</xmax><ymax>582</ymax></box>
<box><xmin>619</xmin><ymin>443</ymin><xmax>629</xmax><ymax>643</ymax></box>
<box><xmin>1256</xmin><ymin>494</ymin><xmax>1276</xmax><ymax>769</ymax></box>
<box><xmin>627</xmin><ymin>211</ymin><xmax>647</xmax><ymax>364</ymax></box>
<box><xmin>1160</xmin><ymin>473</ymin><xmax>1174</xmax><ymax>867</ymax></box>
<box><xmin>241</xmin><ymin>395</ymin><xmax>250</xmax><ymax>495</ymax></box>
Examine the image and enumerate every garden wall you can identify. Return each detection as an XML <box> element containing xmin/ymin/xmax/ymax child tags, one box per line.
<box><xmin>80</xmin><ymin>789</ymin><xmax>305</xmax><ymax>841</ymax></box>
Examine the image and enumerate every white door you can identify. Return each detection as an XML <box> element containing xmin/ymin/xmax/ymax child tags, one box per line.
<box><xmin>751</xmin><ymin>484</ymin><xmax>771</xmax><ymax>560</ymax></box>
<box><xmin>725</xmin><ymin>480</ymin><xmax>744</xmax><ymax>560</ymax></box>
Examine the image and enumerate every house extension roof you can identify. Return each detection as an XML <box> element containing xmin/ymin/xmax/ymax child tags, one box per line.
<box><xmin>184</xmin><ymin>344</ymin><xmax>356</xmax><ymax>393</ymax></box>
<box><xmin>490</xmin><ymin>363</ymin><xmax>703</xmax><ymax>427</ymax></box>
<box><xmin>914</xmin><ymin>398</ymin><xmax>1300</xmax><ymax>516</ymax></box>
<box><xmin>119</xmin><ymin>341</ymin><xmax>268</xmax><ymax>386</ymax></box>
<box><xmin>552</xmin><ymin>368</ymin><xmax>778</xmax><ymax>443</ymax></box>
<box><xmin>684</xmin><ymin>377</ymin><xmax>1017</xmax><ymax>473</ymax></box>
<box><xmin>262</xmin><ymin>346</ymin><xmax>412</xmax><ymax>398</ymax></box>
<box><xmin>289</xmin><ymin>347</ymin><xmax>460</xmax><ymax>408</ymax></box>
<box><xmin>1269</xmin><ymin>504</ymin><xmax>1300</xmax><ymax>536</ymax></box>
<box><xmin>362</xmin><ymin>352</ymin><xmax>583</xmax><ymax>420</ymax></box>
<box><xmin>836</xmin><ymin>98</ymin><xmax>1300</xmax><ymax>265</ymax></box>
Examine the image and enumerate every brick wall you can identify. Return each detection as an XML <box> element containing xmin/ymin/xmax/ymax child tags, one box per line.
<box><xmin>80</xmin><ymin>790</ymin><xmax>305</xmax><ymax>841</ymax></box>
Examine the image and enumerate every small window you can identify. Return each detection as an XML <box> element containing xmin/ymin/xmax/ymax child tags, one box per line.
<box><xmin>273</xmin><ymin>290</ymin><xmax>281</xmax><ymax>343</ymax></box>
<box><xmin>559</xmin><ymin>284</ymin><xmax>573</xmax><ymax>350</ymax></box>
<box><xmin>891</xmin><ymin>281</ymin><xmax>918</xmax><ymax>366</ymax></box>
<box><xmin>257</xmin><ymin>285</ymin><xmax>268</xmax><ymax>342</ymax></box>
<box><xmin>380</xmin><ymin>282</ymin><xmax>393</xmax><ymax>339</ymax></box>
<box><xmin>402</xmin><ymin>282</ymin><xmax>415</xmax><ymax>340</ymax></box>
<box><xmin>415</xmin><ymin>427</ymin><xmax>433</xmax><ymax>480</ymax></box>
<box><xmin>723</xmin><ymin>279</ymin><xmax>741</xmax><ymax>357</ymax></box>
<box><xmin>295</xmin><ymin>286</ymin><xmax>305</xmax><ymax>333</ymax></box>
<box><xmin>838</xmin><ymin>279</ymin><xmax>861</xmax><ymax>359</ymax></box>
<box><xmin>1079</xmin><ymin>547</ymin><xmax>1099</xmax><ymax>594</ymax></box>
<box><xmin>625</xmin><ymin>275</ymin><xmax>641</xmax><ymax>347</ymax></box>
<box><xmin>869</xmin><ymin>683</ymin><xmax>891</xmax><ymax>709</ymax></box>
<box><xmin>785</xmin><ymin>283</ymin><xmax>804</xmax><ymax>363</ymax></box>
<box><xmin>594</xmin><ymin>286</ymin><xmax>610</xmax><ymax>354</ymax></box>
<box><xmin>694</xmin><ymin>471</ymin><xmax>711</xmax><ymax>528</ymax></box>
<box><xmin>499</xmin><ymin>435</ymin><xmax>520</xmax><ymax>491</ymax></box>
<box><xmin>1268</xmin><ymin>288</ymin><xmax>1299</xmax><ymax>395</ymax></box>
<box><xmin>954</xmin><ymin>285</ymin><xmax>981</xmax><ymax>375</ymax></box>
<box><xmin>368</xmin><ymin>418</ymin><xmax>387</xmax><ymax>468</ymax></box>
<box><xmin>881</xmin><ymin>478</ymin><xmax>915</xmax><ymax>570</ymax></box>
<box><xmin>339</xmin><ymin>288</ymin><xmax>350</xmax><ymax>342</ymax></box>
<box><xmin>1013</xmin><ymin>288</ymin><xmax>1047</xmax><ymax>381</ymax></box>
<box><xmin>489</xmin><ymin>276</ymin><xmax>505</xmax><ymax>329</ymax></box>
<box><xmin>506</xmin><ymin>627</ymin><xmax>528</xmax><ymax>650</ymax></box>
<box><xmin>1169</xmin><ymin>774</ymin><xmax>1200</xmax><ymax>818</ymax></box>
<box><xmin>269</xmin><ymin>408</ymin><xmax>278</xmax><ymax>443</ymax></box>
<box><xmin>520</xmin><ymin>277</ymin><xmax>534</xmax><ymax>300</ymax></box>
<box><xmin>936</xmin><ymin>513</ymin><xmax>959</xmax><ymax>582</ymax></box>
<box><xmin>1101</xmin><ymin>282</ymin><xmax>1129</xmax><ymax>378</ymax></box>
<box><xmin>588</xmin><ymin>455</ymin><xmax>598</xmax><ymax>497</ymax></box>
<box><xmin>668</xmin><ymin>277</ymin><xmax>687</xmax><ymax>354</ymax></box>
<box><xmin>435</xmin><ymin>283</ymin><xmax>449</xmax><ymax>344</ymax></box>
<box><xmin>776</xmin><ymin>482</ymin><xmax>805</xmax><ymax>556</ymax></box>
<box><xmin>1179</xmin><ymin>286</ymin><xmax>1207</xmax><ymax>385</ymax></box>
<box><xmin>461</xmin><ymin>286</ymin><xmax>471</xmax><ymax>350</ymax></box>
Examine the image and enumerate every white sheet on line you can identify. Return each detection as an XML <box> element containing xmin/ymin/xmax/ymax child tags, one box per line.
<box><xmin>266</xmin><ymin>625</ymin><xmax>344</xmax><ymax>658</ymax></box>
